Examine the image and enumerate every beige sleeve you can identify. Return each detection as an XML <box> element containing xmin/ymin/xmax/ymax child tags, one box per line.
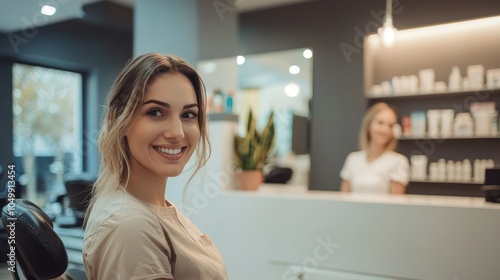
<box><xmin>84</xmin><ymin>211</ymin><xmax>174</xmax><ymax>280</ymax></box>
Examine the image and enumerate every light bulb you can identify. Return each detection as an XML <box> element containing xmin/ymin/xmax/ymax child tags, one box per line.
<box><xmin>303</xmin><ymin>49</ymin><xmax>313</xmax><ymax>59</ymax></box>
<box><xmin>289</xmin><ymin>65</ymin><xmax>300</xmax><ymax>75</ymax></box>
<box><xmin>41</xmin><ymin>5</ymin><xmax>56</xmax><ymax>16</ymax></box>
<box><xmin>285</xmin><ymin>82</ymin><xmax>300</xmax><ymax>97</ymax></box>
<box><xmin>378</xmin><ymin>22</ymin><xmax>398</xmax><ymax>48</ymax></box>
<box><xmin>237</xmin><ymin>55</ymin><xmax>245</xmax><ymax>65</ymax></box>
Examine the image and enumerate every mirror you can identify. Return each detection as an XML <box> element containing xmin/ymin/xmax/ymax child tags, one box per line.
<box><xmin>197</xmin><ymin>48</ymin><xmax>312</xmax><ymax>186</ymax></box>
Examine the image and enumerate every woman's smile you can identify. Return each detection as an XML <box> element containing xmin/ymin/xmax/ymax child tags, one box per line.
<box><xmin>153</xmin><ymin>146</ymin><xmax>186</xmax><ymax>160</ymax></box>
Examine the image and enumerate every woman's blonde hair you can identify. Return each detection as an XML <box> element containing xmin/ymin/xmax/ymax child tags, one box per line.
<box><xmin>359</xmin><ymin>102</ymin><xmax>398</xmax><ymax>151</ymax></box>
<box><xmin>85</xmin><ymin>53</ymin><xmax>210</xmax><ymax>222</ymax></box>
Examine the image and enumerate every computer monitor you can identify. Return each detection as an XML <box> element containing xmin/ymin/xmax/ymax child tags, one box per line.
<box><xmin>485</xmin><ymin>168</ymin><xmax>500</xmax><ymax>185</ymax></box>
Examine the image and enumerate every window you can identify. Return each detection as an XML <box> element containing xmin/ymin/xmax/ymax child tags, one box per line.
<box><xmin>13</xmin><ymin>63</ymin><xmax>82</xmax><ymax>207</ymax></box>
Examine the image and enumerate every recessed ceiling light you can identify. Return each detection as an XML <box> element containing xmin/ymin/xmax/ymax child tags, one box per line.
<box><xmin>237</xmin><ymin>55</ymin><xmax>245</xmax><ymax>65</ymax></box>
<box><xmin>289</xmin><ymin>65</ymin><xmax>300</xmax><ymax>75</ymax></box>
<box><xmin>41</xmin><ymin>5</ymin><xmax>57</xmax><ymax>16</ymax></box>
<box><xmin>303</xmin><ymin>49</ymin><xmax>312</xmax><ymax>59</ymax></box>
<box><xmin>285</xmin><ymin>82</ymin><xmax>300</xmax><ymax>97</ymax></box>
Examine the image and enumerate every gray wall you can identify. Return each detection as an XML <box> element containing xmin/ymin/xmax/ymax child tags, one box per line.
<box><xmin>239</xmin><ymin>0</ymin><xmax>500</xmax><ymax>191</ymax></box>
<box><xmin>198</xmin><ymin>0</ymin><xmax>239</xmax><ymax>60</ymax></box>
<box><xmin>134</xmin><ymin>0</ymin><xmax>238</xmax><ymax>62</ymax></box>
<box><xmin>134</xmin><ymin>0</ymin><xmax>199</xmax><ymax>62</ymax></box>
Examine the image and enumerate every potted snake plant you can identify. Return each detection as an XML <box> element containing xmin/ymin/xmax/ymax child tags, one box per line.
<box><xmin>233</xmin><ymin>109</ymin><xmax>275</xmax><ymax>190</ymax></box>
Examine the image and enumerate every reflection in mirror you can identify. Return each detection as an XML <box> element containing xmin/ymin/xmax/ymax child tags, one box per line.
<box><xmin>197</xmin><ymin>48</ymin><xmax>312</xmax><ymax>186</ymax></box>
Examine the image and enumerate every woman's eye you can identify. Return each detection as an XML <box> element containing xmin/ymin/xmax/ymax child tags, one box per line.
<box><xmin>183</xmin><ymin>111</ymin><xmax>198</xmax><ymax>119</ymax></box>
<box><xmin>147</xmin><ymin>109</ymin><xmax>164</xmax><ymax>118</ymax></box>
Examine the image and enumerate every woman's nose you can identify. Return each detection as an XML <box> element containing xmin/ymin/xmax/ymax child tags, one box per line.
<box><xmin>163</xmin><ymin>117</ymin><xmax>184</xmax><ymax>140</ymax></box>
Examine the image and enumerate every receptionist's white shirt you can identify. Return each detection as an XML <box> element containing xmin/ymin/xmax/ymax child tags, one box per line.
<box><xmin>340</xmin><ymin>150</ymin><xmax>410</xmax><ymax>193</ymax></box>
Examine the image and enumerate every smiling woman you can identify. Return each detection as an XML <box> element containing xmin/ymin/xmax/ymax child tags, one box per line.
<box><xmin>83</xmin><ymin>53</ymin><xmax>228</xmax><ymax>280</ymax></box>
<box><xmin>340</xmin><ymin>102</ymin><xmax>410</xmax><ymax>194</ymax></box>
<box><xmin>125</xmin><ymin>73</ymin><xmax>201</xmax><ymax>202</ymax></box>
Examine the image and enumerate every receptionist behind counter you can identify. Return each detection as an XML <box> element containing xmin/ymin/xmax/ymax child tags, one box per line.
<box><xmin>340</xmin><ymin>103</ymin><xmax>410</xmax><ymax>194</ymax></box>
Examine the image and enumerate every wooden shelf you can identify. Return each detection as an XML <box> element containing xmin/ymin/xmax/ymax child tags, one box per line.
<box><xmin>366</xmin><ymin>88</ymin><xmax>500</xmax><ymax>101</ymax></box>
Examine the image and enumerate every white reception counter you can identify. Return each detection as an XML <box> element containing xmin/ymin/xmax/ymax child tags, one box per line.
<box><xmin>184</xmin><ymin>184</ymin><xmax>500</xmax><ymax>280</ymax></box>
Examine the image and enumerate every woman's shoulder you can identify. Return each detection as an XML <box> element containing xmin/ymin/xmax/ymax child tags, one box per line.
<box><xmin>384</xmin><ymin>151</ymin><xmax>409</xmax><ymax>163</ymax></box>
<box><xmin>346</xmin><ymin>150</ymin><xmax>365</xmax><ymax>161</ymax></box>
<box><xmin>85</xmin><ymin>190</ymin><xmax>157</xmax><ymax>237</ymax></box>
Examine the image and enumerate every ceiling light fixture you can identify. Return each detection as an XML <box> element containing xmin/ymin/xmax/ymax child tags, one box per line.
<box><xmin>41</xmin><ymin>5</ymin><xmax>57</xmax><ymax>16</ymax></box>
<box><xmin>285</xmin><ymin>82</ymin><xmax>300</xmax><ymax>97</ymax></box>
<box><xmin>237</xmin><ymin>55</ymin><xmax>245</xmax><ymax>65</ymax></box>
<box><xmin>378</xmin><ymin>0</ymin><xmax>398</xmax><ymax>48</ymax></box>
<box><xmin>289</xmin><ymin>65</ymin><xmax>300</xmax><ymax>75</ymax></box>
<box><xmin>303</xmin><ymin>49</ymin><xmax>313</xmax><ymax>59</ymax></box>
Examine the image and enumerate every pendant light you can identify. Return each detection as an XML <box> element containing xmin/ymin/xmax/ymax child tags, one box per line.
<box><xmin>378</xmin><ymin>0</ymin><xmax>398</xmax><ymax>47</ymax></box>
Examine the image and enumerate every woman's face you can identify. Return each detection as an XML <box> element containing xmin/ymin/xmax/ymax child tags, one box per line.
<box><xmin>125</xmin><ymin>72</ymin><xmax>200</xmax><ymax>179</ymax></box>
<box><xmin>369</xmin><ymin>108</ymin><xmax>396</xmax><ymax>148</ymax></box>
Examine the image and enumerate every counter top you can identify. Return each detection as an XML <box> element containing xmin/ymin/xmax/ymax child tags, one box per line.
<box><xmin>192</xmin><ymin>183</ymin><xmax>500</xmax><ymax>280</ymax></box>
<box><xmin>224</xmin><ymin>183</ymin><xmax>500</xmax><ymax>210</ymax></box>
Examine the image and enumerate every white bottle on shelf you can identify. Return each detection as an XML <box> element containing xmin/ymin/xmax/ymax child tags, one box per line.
<box><xmin>437</xmin><ymin>159</ymin><xmax>446</xmax><ymax>181</ymax></box>
<box><xmin>440</xmin><ymin>109</ymin><xmax>455</xmax><ymax>138</ymax></box>
<box><xmin>462</xmin><ymin>159</ymin><xmax>472</xmax><ymax>183</ymax></box>
<box><xmin>453</xmin><ymin>113</ymin><xmax>474</xmax><ymax>137</ymax></box>
<box><xmin>467</xmin><ymin>64</ymin><xmax>485</xmax><ymax>90</ymax></box>
<box><xmin>448</xmin><ymin>66</ymin><xmax>462</xmax><ymax>92</ymax></box>
<box><xmin>410</xmin><ymin>155</ymin><xmax>428</xmax><ymax>181</ymax></box>
<box><xmin>473</xmin><ymin>159</ymin><xmax>482</xmax><ymax>183</ymax></box>
<box><xmin>481</xmin><ymin>159</ymin><xmax>488</xmax><ymax>183</ymax></box>
<box><xmin>446</xmin><ymin>160</ymin><xmax>455</xmax><ymax>182</ymax></box>
<box><xmin>491</xmin><ymin>110</ymin><xmax>498</xmax><ymax>136</ymax></box>
<box><xmin>455</xmin><ymin>161</ymin><xmax>463</xmax><ymax>182</ymax></box>
<box><xmin>429</xmin><ymin>162</ymin><xmax>438</xmax><ymax>182</ymax></box>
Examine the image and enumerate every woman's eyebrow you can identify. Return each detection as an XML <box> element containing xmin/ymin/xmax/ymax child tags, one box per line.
<box><xmin>143</xmin><ymin>99</ymin><xmax>169</xmax><ymax>107</ymax></box>
<box><xmin>143</xmin><ymin>100</ymin><xmax>198</xmax><ymax>110</ymax></box>
<box><xmin>184</xmin><ymin>103</ymin><xmax>199</xmax><ymax>109</ymax></box>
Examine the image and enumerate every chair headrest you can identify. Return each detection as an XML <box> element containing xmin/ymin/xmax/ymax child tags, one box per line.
<box><xmin>1</xmin><ymin>199</ymin><xmax>68</xmax><ymax>280</ymax></box>
<box><xmin>265</xmin><ymin>167</ymin><xmax>293</xmax><ymax>184</ymax></box>
<box><xmin>64</xmin><ymin>173</ymin><xmax>96</xmax><ymax>186</ymax></box>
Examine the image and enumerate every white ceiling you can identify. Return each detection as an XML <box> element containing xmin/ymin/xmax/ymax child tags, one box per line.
<box><xmin>0</xmin><ymin>0</ymin><xmax>315</xmax><ymax>33</ymax></box>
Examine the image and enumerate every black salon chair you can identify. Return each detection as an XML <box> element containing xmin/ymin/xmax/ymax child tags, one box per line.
<box><xmin>264</xmin><ymin>166</ymin><xmax>293</xmax><ymax>184</ymax></box>
<box><xmin>57</xmin><ymin>173</ymin><xmax>95</xmax><ymax>228</ymax></box>
<box><xmin>1</xmin><ymin>199</ymin><xmax>87</xmax><ymax>280</ymax></box>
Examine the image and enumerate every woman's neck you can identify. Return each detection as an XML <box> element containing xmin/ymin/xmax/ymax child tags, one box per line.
<box><xmin>366</xmin><ymin>143</ymin><xmax>387</xmax><ymax>163</ymax></box>
<box><xmin>125</xmin><ymin>173</ymin><xmax>168</xmax><ymax>207</ymax></box>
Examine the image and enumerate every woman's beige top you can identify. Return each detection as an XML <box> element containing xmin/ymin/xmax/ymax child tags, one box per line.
<box><xmin>83</xmin><ymin>188</ymin><xmax>228</xmax><ymax>280</ymax></box>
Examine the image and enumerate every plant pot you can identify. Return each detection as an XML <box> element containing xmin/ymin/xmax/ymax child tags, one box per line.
<box><xmin>237</xmin><ymin>170</ymin><xmax>264</xmax><ymax>191</ymax></box>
